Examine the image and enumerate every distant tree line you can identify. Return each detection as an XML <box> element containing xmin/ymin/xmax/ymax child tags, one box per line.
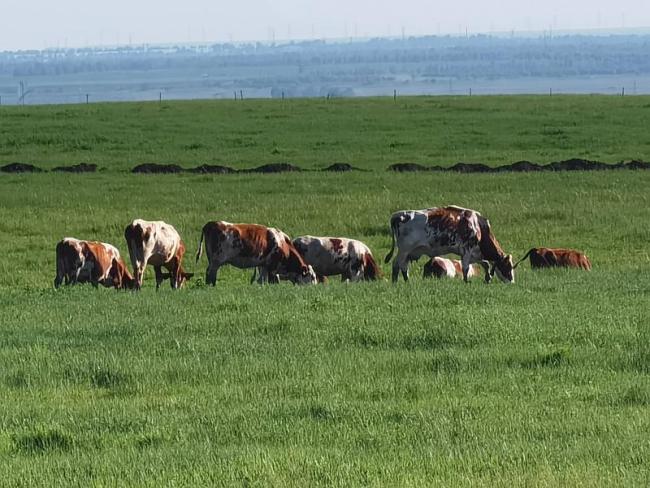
<box><xmin>2</xmin><ymin>34</ymin><xmax>650</xmax><ymax>91</ymax></box>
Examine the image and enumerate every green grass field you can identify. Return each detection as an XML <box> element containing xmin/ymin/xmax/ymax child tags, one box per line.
<box><xmin>1</xmin><ymin>97</ymin><xmax>650</xmax><ymax>486</ymax></box>
<box><xmin>2</xmin><ymin>95</ymin><xmax>650</xmax><ymax>170</ymax></box>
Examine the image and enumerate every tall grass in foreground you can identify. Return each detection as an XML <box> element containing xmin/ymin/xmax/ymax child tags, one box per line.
<box><xmin>0</xmin><ymin>172</ymin><xmax>649</xmax><ymax>485</ymax></box>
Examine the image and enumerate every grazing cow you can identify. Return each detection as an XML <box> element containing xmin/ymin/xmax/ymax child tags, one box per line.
<box><xmin>54</xmin><ymin>238</ymin><xmax>134</xmax><ymax>289</ymax></box>
<box><xmin>423</xmin><ymin>256</ymin><xmax>479</xmax><ymax>280</ymax></box>
<box><xmin>292</xmin><ymin>236</ymin><xmax>382</xmax><ymax>282</ymax></box>
<box><xmin>384</xmin><ymin>205</ymin><xmax>514</xmax><ymax>283</ymax></box>
<box><xmin>514</xmin><ymin>247</ymin><xmax>592</xmax><ymax>270</ymax></box>
<box><xmin>195</xmin><ymin>221</ymin><xmax>317</xmax><ymax>285</ymax></box>
<box><xmin>124</xmin><ymin>219</ymin><xmax>193</xmax><ymax>290</ymax></box>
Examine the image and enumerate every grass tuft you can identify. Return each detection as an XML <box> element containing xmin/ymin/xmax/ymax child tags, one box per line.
<box><xmin>14</xmin><ymin>430</ymin><xmax>73</xmax><ymax>454</ymax></box>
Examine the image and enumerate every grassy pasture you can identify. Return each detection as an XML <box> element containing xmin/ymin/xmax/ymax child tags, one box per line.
<box><xmin>1</xmin><ymin>97</ymin><xmax>650</xmax><ymax>486</ymax></box>
<box><xmin>1</xmin><ymin>95</ymin><xmax>650</xmax><ymax>170</ymax></box>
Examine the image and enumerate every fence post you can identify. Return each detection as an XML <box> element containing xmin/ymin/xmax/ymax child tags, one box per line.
<box><xmin>622</xmin><ymin>87</ymin><xmax>625</xmax><ymax>97</ymax></box>
<box><xmin>240</xmin><ymin>90</ymin><xmax>243</xmax><ymax>100</ymax></box>
<box><xmin>86</xmin><ymin>94</ymin><xmax>89</xmax><ymax>104</ymax></box>
<box><xmin>550</xmin><ymin>88</ymin><xmax>552</xmax><ymax>97</ymax></box>
<box><xmin>469</xmin><ymin>88</ymin><xmax>472</xmax><ymax>96</ymax></box>
<box><xmin>393</xmin><ymin>89</ymin><xmax>397</xmax><ymax>102</ymax></box>
<box><xmin>159</xmin><ymin>92</ymin><xmax>162</xmax><ymax>104</ymax></box>
<box><xmin>234</xmin><ymin>91</ymin><xmax>237</xmax><ymax>100</ymax></box>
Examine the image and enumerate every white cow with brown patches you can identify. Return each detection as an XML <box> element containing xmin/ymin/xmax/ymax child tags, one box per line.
<box><xmin>384</xmin><ymin>205</ymin><xmax>514</xmax><ymax>284</ymax></box>
<box><xmin>54</xmin><ymin>238</ymin><xmax>134</xmax><ymax>289</ymax></box>
<box><xmin>196</xmin><ymin>221</ymin><xmax>317</xmax><ymax>285</ymax></box>
<box><xmin>292</xmin><ymin>236</ymin><xmax>382</xmax><ymax>282</ymax></box>
<box><xmin>124</xmin><ymin>219</ymin><xmax>193</xmax><ymax>290</ymax></box>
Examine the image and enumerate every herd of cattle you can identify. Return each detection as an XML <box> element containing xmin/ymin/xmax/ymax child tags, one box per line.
<box><xmin>54</xmin><ymin>205</ymin><xmax>592</xmax><ymax>290</ymax></box>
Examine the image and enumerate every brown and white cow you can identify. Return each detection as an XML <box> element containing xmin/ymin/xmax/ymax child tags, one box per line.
<box><xmin>195</xmin><ymin>221</ymin><xmax>317</xmax><ymax>285</ymax></box>
<box><xmin>514</xmin><ymin>247</ymin><xmax>592</xmax><ymax>270</ymax></box>
<box><xmin>54</xmin><ymin>238</ymin><xmax>134</xmax><ymax>289</ymax></box>
<box><xmin>124</xmin><ymin>219</ymin><xmax>193</xmax><ymax>290</ymax></box>
<box><xmin>384</xmin><ymin>205</ymin><xmax>514</xmax><ymax>283</ymax></box>
<box><xmin>292</xmin><ymin>236</ymin><xmax>382</xmax><ymax>282</ymax></box>
<box><xmin>423</xmin><ymin>256</ymin><xmax>479</xmax><ymax>280</ymax></box>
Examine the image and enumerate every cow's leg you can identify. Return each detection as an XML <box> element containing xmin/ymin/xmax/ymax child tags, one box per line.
<box><xmin>154</xmin><ymin>266</ymin><xmax>164</xmax><ymax>290</ymax></box>
<box><xmin>391</xmin><ymin>250</ymin><xmax>413</xmax><ymax>283</ymax></box>
<box><xmin>205</xmin><ymin>262</ymin><xmax>220</xmax><ymax>286</ymax></box>
<box><xmin>54</xmin><ymin>272</ymin><xmax>64</xmax><ymax>288</ymax></box>
<box><xmin>256</xmin><ymin>267</ymin><xmax>267</xmax><ymax>284</ymax></box>
<box><xmin>461</xmin><ymin>254</ymin><xmax>474</xmax><ymax>283</ymax></box>
<box><xmin>168</xmin><ymin>259</ymin><xmax>183</xmax><ymax>290</ymax></box>
<box><xmin>135</xmin><ymin>263</ymin><xmax>147</xmax><ymax>290</ymax></box>
<box><xmin>479</xmin><ymin>260</ymin><xmax>492</xmax><ymax>284</ymax></box>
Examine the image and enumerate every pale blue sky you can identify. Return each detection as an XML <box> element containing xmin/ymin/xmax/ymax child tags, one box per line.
<box><xmin>3</xmin><ymin>0</ymin><xmax>650</xmax><ymax>50</ymax></box>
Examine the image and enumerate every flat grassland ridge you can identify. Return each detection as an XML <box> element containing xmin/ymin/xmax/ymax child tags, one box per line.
<box><xmin>0</xmin><ymin>96</ymin><xmax>649</xmax><ymax>486</ymax></box>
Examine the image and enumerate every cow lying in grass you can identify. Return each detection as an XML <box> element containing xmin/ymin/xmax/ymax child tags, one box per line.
<box><xmin>423</xmin><ymin>256</ymin><xmax>479</xmax><ymax>279</ymax></box>
<box><xmin>514</xmin><ymin>247</ymin><xmax>592</xmax><ymax>270</ymax></box>
<box><xmin>54</xmin><ymin>238</ymin><xmax>134</xmax><ymax>289</ymax></box>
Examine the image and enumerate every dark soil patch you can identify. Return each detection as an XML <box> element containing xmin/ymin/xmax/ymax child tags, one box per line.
<box><xmin>1</xmin><ymin>162</ymin><xmax>44</xmax><ymax>173</ymax></box>
<box><xmin>447</xmin><ymin>162</ymin><xmax>494</xmax><ymax>173</ymax></box>
<box><xmin>52</xmin><ymin>163</ymin><xmax>97</xmax><ymax>173</ymax></box>
<box><xmin>387</xmin><ymin>163</ymin><xmax>430</xmax><ymax>172</ymax></box>
<box><xmin>547</xmin><ymin>158</ymin><xmax>610</xmax><ymax>171</ymax></box>
<box><xmin>322</xmin><ymin>163</ymin><xmax>358</xmax><ymax>172</ymax></box>
<box><xmin>189</xmin><ymin>164</ymin><xmax>236</xmax><ymax>174</ymax></box>
<box><xmin>245</xmin><ymin>163</ymin><xmax>302</xmax><ymax>173</ymax></box>
<box><xmin>132</xmin><ymin>163</ymin><xmax>185</xmax><ymax>174</ymax></box>
<box><xmin>496</xmin><ymin>160</ymin><xmax>544</xmax><ymax>172</ymax></box>
<box><xmin>620</xmin><ymin>160</ymin><xmax>650</xmax><ymax>170</ymax></box>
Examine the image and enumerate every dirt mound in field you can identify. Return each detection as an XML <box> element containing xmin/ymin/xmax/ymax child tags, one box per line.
<box><xmin>620</xmin><ymin>160</ymin><xmax>650</xmax><ymax>170</ymax></box>
<box><xmin>132</xmin><ymin>163</ymin><xmax>185</xmax><ymax>174</ymax></box>
<box><xmin>497</xmin><ymin>160</ymin><xmax>544</xmax><ymax>172</ymax></box>
<box><xmin>52</xmin><ymin>163</ymin><xmax>97</xmax><ymax>173</ymax></box>
<box><xmin>388</xmin><ymin>163</ymin><xmax>430</xmax><ymax>172</ymax></box>
<box><xmin>189</xmin><ymin>164</ymin><xmax>236</xmax><ymax>174</ymax></box>
<box><xmin>547</xmin><ymin>158</ymin><xmax>610</xmax><ymax>171</ymax></box>
<box><xmin>322</xmin><ymin>163</ymin><xmax>357</xmax><ymax>172</ymax></box>
<box><xmin>447</xmin><ymin>162</ymin><xmax>494</xmax><ymax>173</ymax></box>
<box><xmin>1</xmin><ymin>162</ymin><xmax>44</xmax><ymax>173</ymax></box>
<box><xmin>246</xmin><ymin>163</ymin><xmax>302</xmax><ymax>173</ymax></box>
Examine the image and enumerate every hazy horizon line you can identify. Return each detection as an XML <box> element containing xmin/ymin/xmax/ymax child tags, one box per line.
<box><xmin>4</xmin><ymin>25</ymin><xmax>650</xmax><ymax>54</ymax></box>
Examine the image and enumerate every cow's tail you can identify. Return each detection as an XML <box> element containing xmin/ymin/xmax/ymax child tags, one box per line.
<box><xmin>195</xmin><ymin>228</ymin><xmax>205</xmax><ymax>263</ymax></box>
<box><xmin>363</xmin><ymin>253</ymin><xmax>383</xmax><ymax>280</ymax></box>
<box><xmin>513</xmin><ymin>248</ymin><xmax>535</xmax><ymax>269</ymax></box>
<box><xmin>384</xmin><ymin>214</ymin><xmax>401</xmax><ymax>264</ymax></box>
